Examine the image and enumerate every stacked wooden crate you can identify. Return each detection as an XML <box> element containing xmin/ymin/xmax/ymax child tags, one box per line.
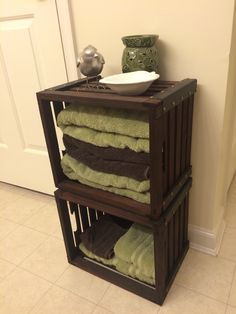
<box><xmin>37</xmin><ymin>76</ymin><xmax>197</xmax><ymax>304</ymax></box>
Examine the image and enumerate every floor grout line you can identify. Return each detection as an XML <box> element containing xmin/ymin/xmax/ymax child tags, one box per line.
<box><xmin>27</xmin><ymin>282</ymin><xmax>53</xmax><ymax>314</ymax></box>
<box><xmin>1</xmin><ymin>181</ymin><xmax>236</xmax><ymax>312</ymax></box>
<box><xmin>174</xmin><ymin>282</ymin><xmax>230</xmax><ymax>306</ymax></box>
<box><xmin>53</xmin><ymin>280</ymin><xmax>99</xmax><ymax>307</ymax></box>
<box><xmin>91</xmin><ymin>304</ymin><xmax>115</xmax><ymax>314</ymax></box>
<box><xmin>226</xmin><ymin>265</ymin><xmax>236</xmax><ymax>306</ymax></box>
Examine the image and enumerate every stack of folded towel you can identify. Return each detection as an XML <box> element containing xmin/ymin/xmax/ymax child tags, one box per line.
<box><xmin>114</xmin><ymin>223</ymin><xmax>155</xmax><ymax>285</ymax></box>
<box><xmin>57</xmin><ymin>104</ymin><xmax>150</xmax><ymax>204</ymax></box>
<box><xmin>79</xmin><ymin>217</ymin><xmax>155</xmax><ymax>285</ymax></box>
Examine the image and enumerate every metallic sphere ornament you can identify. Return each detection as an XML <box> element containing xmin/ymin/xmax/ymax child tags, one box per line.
<box><xmin>77</xmin><ymin>45</ymin><xmax>105</xmax><ymax>78</ymax></box>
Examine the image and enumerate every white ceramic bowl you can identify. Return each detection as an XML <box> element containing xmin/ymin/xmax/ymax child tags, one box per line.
<box><xmin>99</xmin><ymin>71</ymin><xmax>160</xmax><ymax>96</ymax></box>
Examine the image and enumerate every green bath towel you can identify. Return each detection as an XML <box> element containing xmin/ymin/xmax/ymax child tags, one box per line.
<box><xmin>115</xmin><ymin>258</ymin><xmax>155</xmax><ymax>285</ymax></box>
<box><xmin>114</xmin><ymin>223</ymin><xmax>152</xmax><ymax>262</ymax></box>
<box><xmin>57</xmin><ymin>104</ymin><xmax>149</xmax><ymax>139</ymax></box>
<box><xmin>62</xmin><ymin>125</ymin><xmax>149</xmax><ymax>153</ymax></box>
<box><xmin>61</xmin><ymin>154</ymin><xmax>150</xmax><ymax>204</ymax></box>
<box><xmin>134</xmin><ymin>237</ymin><xmax>155</xmax><ymax>278</ymax></box>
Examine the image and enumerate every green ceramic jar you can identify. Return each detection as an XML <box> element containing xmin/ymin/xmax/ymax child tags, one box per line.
<box><xmin>121</xmin><ymin>34</ymin><xmax>158</xmax><ymax>73</ymax></box>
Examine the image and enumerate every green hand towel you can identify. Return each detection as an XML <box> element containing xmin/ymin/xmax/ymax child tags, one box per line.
<box><xmin>57</xmin><ymin>104</ymin><xmax>149</xmax><ymax>139</ymax></box>
<box><xmin>62</xmin><ymin>125</ymin><xmax>149</xmax><ymax>153</ymax></box>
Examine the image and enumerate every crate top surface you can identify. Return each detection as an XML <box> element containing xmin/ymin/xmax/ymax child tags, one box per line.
<box><xmin>37</xmin><ymin>76</ymin><xmax>197</xmax><ymax>112</ymax></box>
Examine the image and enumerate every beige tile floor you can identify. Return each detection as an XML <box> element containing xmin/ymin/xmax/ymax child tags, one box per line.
<box><xmin>0</xmin><ymin>179</ymin><xmax>236</xmax><ymax>314</ymax></box>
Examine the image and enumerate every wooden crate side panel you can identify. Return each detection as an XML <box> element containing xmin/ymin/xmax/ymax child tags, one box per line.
<box><xmin>54</xmin><ymin>192</ymin><xmax>77</xmax><ymax>261</ymax></box>
<box><xmin>153</xmin><ymin>221</ymin><xmax>167</xmax><ymax>303</ymax></box>
<box><xmin>166</xmin><ymin>191</ymin><xmax>190</xmax><ymax>277</ymax></box>
<box><xmin>149</xmin><ymin>108</ymin><xmax>163</xmax><ymax>218</ymax></box>
<box><xmin>37</xmin><ymin>98</ymin><xmax>66</xmax><ymax>186</ymax></box>
<box><xmin>162</xmin><ymin>95</ymin><xmax>193</xmax><ymax>197</ymax></box>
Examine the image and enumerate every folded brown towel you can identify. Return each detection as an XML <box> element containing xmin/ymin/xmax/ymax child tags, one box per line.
<box><xmin>80</xmin><ymin>215</ymin><xmax>127</xmax><ymax>259</ymax></box>
<box><xmin>63</xmin><ymin>134</ymin><xmax>150</xmax><ymax>181</ymax></box>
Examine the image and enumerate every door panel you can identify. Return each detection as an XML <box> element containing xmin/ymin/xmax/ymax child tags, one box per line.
<box><xmin>0</xmin><ymin>1</ymin><xmax>69</xmax><ymax>194</ymax></box>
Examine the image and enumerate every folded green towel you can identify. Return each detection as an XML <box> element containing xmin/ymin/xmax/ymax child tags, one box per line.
<box><xmin>114</xmin><ymin>223</ymin><xmax>154</xmax><ymax>279</ymax></box>
<box><xmin>115</xmin><ymin>258</ymin><xmax>155</xmax><ymax>285</ymax></box>
<box><xmin>57</xmin><ymin>104</ymin><xmax>149</xmax><ymax>139</ymax></box>
<box><xmin>62</xmin><ymin>126</ymin><xmax>149</xmax><ymax>153</ymax></box>
<box><xmin>75</xmin><ymin>176</ymin><xmax>150</xmax><ymax>204</ymax></box>
<box><xmin>61</xmin><ymin>154</ymin><xmax>150</xmax><ymax>204</ymax></box>
<box><xmin>79</xmin><ymin>242</ymin><xmax>117</xmax><ymax>267</ymax></box>
<box><xmin>79</xmin><ymin>242</ymin><xmax>155</xmax><ymax>285</ymax></box>
<box><xmin>114</xmin><ymin>223</ymin><xmax>152</xmax><ymax>263</ymax></box>
<box><xmin>61</xmin><ymin>154</ymin><xmax>149</xmax><ymax>192</ymax></box>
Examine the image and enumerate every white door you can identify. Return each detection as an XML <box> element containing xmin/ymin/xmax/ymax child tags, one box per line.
<box><xmin>0</xmin><ymin>1</ymin><xmax>74</xmax><ymax>194</ymax></box>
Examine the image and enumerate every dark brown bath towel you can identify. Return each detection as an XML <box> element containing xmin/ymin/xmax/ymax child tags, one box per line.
<box><xmin>80</xmin><ymin>215</ymin><xmax>127</xmax><ymax>259</ymax></box>
<box><xmin>63</xmin><ymin>134</ymin><xmax>150</xmax><ymax>181</ymax></box>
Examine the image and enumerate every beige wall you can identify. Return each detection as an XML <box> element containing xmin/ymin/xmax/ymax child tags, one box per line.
<box><xmin>215</xmin><ymin>1</ymin><xmax>236</xmax><ymax>228</ymax></box>
<box><xmin>70</xmin><ymin>0</ymin><xmax>235</xmax><ymax>232</ymax></box>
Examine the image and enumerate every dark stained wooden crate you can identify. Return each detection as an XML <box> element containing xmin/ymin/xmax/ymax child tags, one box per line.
<box><xmin>37</xmin><ymin>76</ymin><xmax>197</xmax><ymax>219</ymax></box>
<box><xmin>54</xmin><ymin>177</ymin><xmax>192</xmax><ymax>305</ymax></box>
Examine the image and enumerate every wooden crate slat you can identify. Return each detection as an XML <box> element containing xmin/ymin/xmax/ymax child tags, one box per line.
<box><xmin>179</xmin><ymin>202</ymin><xmax>184</xmax><ymax>253</ymax></box>
<box><xmin>168</xmin><ymin>219</ymin><xmax>174</xmax><ymax>273</ymax></box>
<box><xmin>68</xmin><ymin>202</ymin><xmax>82</xmax><ymax>235</ymax></box>
<box><xmin>184</xmin><ymin>196</ymin><xmax>189</xmax><ymax>245</ymax></box>
<box><xmin>174</xmin><ymin>210</ymin><xmax>180</xmax><ymax>262</ymax></box>
<box><xmin>186</xmin><ymin>94</ymin><xmax>194</xmax><ymax>166</ymax></box>
<box><xmin>52</xmin><ymin>101</ymin><xmax>64</xmax><ymax>120</ymax></box>
<box><xmin>58</xmin><ymin>180</ymin><xmax>150</xmax><ymax>216</ymax></box>
<box><xmin>180</xmin><ymin>99</ymin><xmax>188</xmax><ymax>173</ymax></box>
<box><xmin>168</xmin><ymin>108</ymin><xmax>176</xmax><ymax>188</ymax></box>
<box><xmin>37</xmin><ymin>98</ymin><xmax>66</xmax><ymax>186</ymax></box>
<box><xmin>87</xmin><ymin>207</ymin><xmax>97</xmax><ymax>224</ymax></box>
<box><xmin>54</xmin><ymin>192</ymin><xmax>77</xmax><ymax>261</ymax></box>
<box><xmin>79</xmin><ymin>205</ymin><xmax>90</xmax><ymax>231</ymax></box>
<box><xmin>175</xmin><ymin>102</ymin><xmax>183</xmax><ymax>180</ymax></box>
<box><xmin>149</xmin><ymin>108</ymin><xmax>163</xmax><ymax>217</ymax></box>
<box><xmin>163</xmin><ymin>112</ymin><xmax>169</xmax><ymax>195</ymax></box>
<box><xmin>96</xmin><ymin>209</ymin><xmax>104</xmax><ymax>218</ymax></box>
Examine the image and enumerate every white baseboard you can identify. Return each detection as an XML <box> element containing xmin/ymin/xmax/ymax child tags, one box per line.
<box><xmin>188</xmin><ymin>219</ymin><xmax>226</xmax><ymax>256</ymax></box>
